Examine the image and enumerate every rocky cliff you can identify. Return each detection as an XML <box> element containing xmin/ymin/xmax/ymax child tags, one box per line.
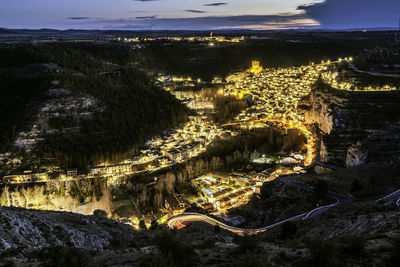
<box><xmin>0</xmin><ymin>178</ymin><xmax>113</xmax><ymax>216</ymax></box>
<box><xmin>0</xmin><ymin>207</ymin><xmax>150</xmax><ymax>258</ymax></box>
<box><xmin>299</xmin><ymin>80</ymin><xmax>400</xmax><ymax>167</ymax></box>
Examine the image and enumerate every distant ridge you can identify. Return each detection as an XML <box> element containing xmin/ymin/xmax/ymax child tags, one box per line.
<box><xmin>0</xmin><ymin>27</ymin><xmax>398</xmax><ymax>36</ymax></box>
<box><xmin>0</xmin><ymin>28</ymin><xmax>15</xmax><ymax>34</ymax></box>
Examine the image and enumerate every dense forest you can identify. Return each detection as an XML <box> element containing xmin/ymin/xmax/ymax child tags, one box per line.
<box><xmin>135</xmin><ymin>39</ymin><xmax>377</xmax><ymax>81</ymax></box>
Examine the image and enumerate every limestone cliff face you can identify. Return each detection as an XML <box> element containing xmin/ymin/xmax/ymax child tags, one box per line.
<box><xmin>300</xmin><ymin>86</ymin><xmax>345</xmax><ymax>135</ymax></box>
<box><xmin>299</xmin><ymin>81</ymin><xmax>400</xmax><ymax>167</ymax></box>
<box><xmin>0</xmin><ymin>178</ymin><xmax>113</xmax><ymax>216</ymax></box>
<box><xmin>346</xmin><ymin>142</ymin><xmax>368</xmax><ymax>168</ymax></box>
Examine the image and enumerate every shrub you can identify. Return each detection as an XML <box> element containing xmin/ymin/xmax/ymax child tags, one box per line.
<box><xmin>139</xmin><ymin>219</ymin><xmax>147</xmax><ymax>230</ymax></box>
<box><xmin>233</xmin><ymin>252</ymin><xmax>270</xmax><ymax>267</ymax></box>
<box><xmin>32</xmin><ymin>246</ymin><xmax>91</xmax><ymax>267</ymax></box>
<box><xmin>338</xmin><ymin>235</ymin><xmax>366</xmax><ymax>258</ymax></box>
<box><xmin>314</xmin><ymin>180</ymin><xmax>328</xmax><ymax>199</ymax></box>
<box><xmin>214</xmin><ymin>224</ymin><xmax>221</xmax><ymax>233</ymax></box>
<box><xmin>307</xmin><ymin>238</ymin><xmax>338</xmax><ymax>267</ymax></box>
<box><xmin>154</xmin><ymin>229</ymin><xmax>196</xmax><ymax>266</ymax></box>
<box><xmin>2</xmin><ymin>259</ymin><xmax>16</xmax><ymax>267</ymax></box>
<box><xmin>235</xmin><ymin>234</ymin><xmax>261</xmax><ymax>254</ymax></box>
<box><xmin>351</xmin><ymin>179</ymin><xmax>365</xmax><ymax>194</ymax></box>
<box><xmin>386</xmin><ymin>238</ymin><xmax>400</xmax><ymax>267</ymax></box>
<box><xmin>197</xmin><ymin>238</ymin><xmax>216</xmax><ymax>249</ymax></box>
<box><xmin>136</xmin><ymin>252</ymin><xmax>171</xmax><ymax>267</ymax></box>
<box><xmin>149</xmin><ymin>220</ymin><xmax>158</xmax><ymax>230</ymax></box>
<box><xmin>93</xmin><ymin>209</ymin><xmax>108</xmax><ymax>219</ymax></box>
<box><xmin>280</xmin><ymin>221</ymin><xmax>297</xmax><ymax>239</ymax></box>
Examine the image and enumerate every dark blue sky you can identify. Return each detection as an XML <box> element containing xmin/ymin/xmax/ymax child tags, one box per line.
<box><xmin>0</xmin><ymin>0</ymin><xmax>399</xmax><ymax>30</ymax></box>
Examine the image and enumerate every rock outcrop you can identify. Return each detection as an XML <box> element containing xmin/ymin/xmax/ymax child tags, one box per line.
<box><xmin>299</xmin><ymin>80</ymin><xmax>400</xmax><ymax>167</ymax></box>
<box><xmin>346</xmin><ymin>142</ymin><xmax>368</xmax><ymax>168</ymax></box>
<box><xmin>0</xmin><ymin>207</ymin><xmax>148</xmax><ymax>253</ymax></box>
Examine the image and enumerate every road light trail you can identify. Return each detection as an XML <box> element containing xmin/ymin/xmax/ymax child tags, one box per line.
<box><xmin>166</xmin><ymin>176</ymin><xmax>352</xmax><ymax>235</ymax></box>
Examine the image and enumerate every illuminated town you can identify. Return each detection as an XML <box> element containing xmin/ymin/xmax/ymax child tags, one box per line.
<box><xmin>4</xmin><ymin>58</ymin><xmax>396</xmax><ymax>188</ymax></box>
<box><xmin>117</xmin><ymin>33</ymin><xmax>245</xmax><ymax>45</ymax></box>
<box><xmin>4</xmin><ymin>57</ymin><xmax>387</xmax><ymax>221</ymax></box>
<box><xmin>1</xmin><ymin>0</ymin><xmax>400</xmax><ymax>265</ymax></box>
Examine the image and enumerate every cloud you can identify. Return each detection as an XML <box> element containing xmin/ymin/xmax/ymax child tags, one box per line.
<box><xmin>298</xmin><ymin>0</ymin><xmax>400</xmax><ymax>29</ymax></box>
<box><xmin>66</xmin><ymin>17</ymin><xmax>91</xmax><ymax>20</ymax></box>
<box><xmin>85</xmin><ymin>13</ymin><xmax>317</xmax><ymax>31</ymax></box>
<box><xmin>204</xmin><ymin>3</ymin><xmax>228</xmax><ymax>6</ymax></box>
<box><xmin>185</xmin><ymin>10</ymin><xmax>207</xmax><ymax>13</ymax></box>
<box><xmin>104</xmin><ymin>24</ymin><xmax>153</xmax><ymax>30</ymax></box>
<box><xmin>135</xmin><ymin>15</ymin><xmax>157</xmax><ymax>19</ymax></box>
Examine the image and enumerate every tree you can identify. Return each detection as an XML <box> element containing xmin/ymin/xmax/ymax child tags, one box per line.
<box><xmin>185</xmin><ymin>164</ymin><xmax>194</xmax><ymax>179</ymax></box>
<box><xmin>93</xmin><ymin>209</ymin><xmax>108</xmax><ymax>219</ymax></box>
<box><xmin>210</xmin><ymin>156</ymin><xmax>223</xmax><ymax>170</ymax></box>
<box><xmin>250</xmin><ymin>150</ymin><xmax>260</xmax><ymax>161</ymax></box>
<box><xmin>34</xmin><ymin>246</ymin><xmax>92</xmax><ymax>267</ymax></box>
<box><xmin>154</xmin><ymin>229</ymin><xmax>196</xmax><ymax>265</ymax></box>
<box><xmin>149</xmin><ymin>220</ymin><xmax>158</xmax><ymax>230</ymax></box>
<box><xmin>214</xmin><ymin>224</ymin><xmax>221</xmax><ymax>233</ymax></box>
<box><xmin>386</xmin><ymin>238</ymin><xmax>400</xmax><ymax>267</ymax></box>
<box><xmin>234</xmin><ymin>253</ymin><xmax>270</xmax><ymax>267</ymax></box>
<box><xmin>194</xmin><ymin>160</ymin><xmax>205</xmax><ymax>177</ymax></box>
<box><xmin>314</xmin><ymin>180</ymin><xmax>328</xmax><ymax>199</ymax></box>
<box><xmin>280</xmin><ymin>221</ymin><xmax>297</xmax><ymax>239</ymax></box>
<box><xmin>165</xmin><ymin>172</ymin><xmax>176</xmax><ymax>193</ymax></box>
<box><xmin>351</xmin><ymin>179</ymin><xmax>365</xmax><ymax>194</ymax></box>
<box><xmin>236</xmin><ymin>234</ymin><xmax>261</xmax><ymax>254</ymax></box>
<box><xmin>153</xmin><ymin>191</ymin><xmax>163</xmax><ymax>208</ymax></box>
<box><xmin>307</xmin><ymin>238</ymin><xmax>337</xmax><ymax>267</ymax></box>
<box><xmin>2</xmin><ymin>260</ymin><xmax>16</xmax><ymax>267</ymax></box>
<box><xmin>139</xmin><ymin>219</ymin><xmax>147</xmax><ymax>229</ymax></box>
<box><xmin>176</xmin><ymin>171</ymin><xmax>185</xmax><ymax>183</ymax></box>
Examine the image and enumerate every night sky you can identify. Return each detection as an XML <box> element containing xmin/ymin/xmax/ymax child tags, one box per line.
<box><xmin>1</xmin><ymin>0</ymin><xmax>399</xmax><ymax>30</ymax></box>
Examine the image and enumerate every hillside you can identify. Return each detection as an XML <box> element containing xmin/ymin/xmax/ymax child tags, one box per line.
<box><xmin>0</xmin><ymin>29</ymin><xmax>14</xmax><ymax>34</ymax></box>
<box><xmin>0</xmin><ymin>44</ymin><xmax>190</xmax><ymax>171</ymax></box>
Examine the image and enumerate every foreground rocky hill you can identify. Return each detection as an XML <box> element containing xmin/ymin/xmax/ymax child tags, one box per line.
<box><xmin>0</xmin><ymin>207</ymin><xmax>150</xmax><ymax>250</ymax></box>
<box><xmin>0</xmin><ymin>207</ymin><xmax>152</xmax><ymax>262</ymax></box>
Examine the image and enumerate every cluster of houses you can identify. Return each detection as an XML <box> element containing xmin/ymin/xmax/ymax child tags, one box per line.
<box><xmin>164</xmin><ymin>193</ymin><xmax>191</xmax><ymax>215</ymax></box>
<box><xmin>193</xmin><ymin>175</ymin><xmax>256</xmax><ymax>211</ymax></box>
<box><xmin>89</xmin><ymin>163</ymin><xmax>132</xmax><ymax>176</ymax></box>
<box><xmin>203</xmin><ymin>186</ymin><xmax>254</xmax><ymax>209</ymax></box>
<box><xmin>163</xmin><ymin>141</ymin><xmax>203</xmax><ymax>162</ymax></box>
<box><xmin>217</xmin><ymin>188</ymin><xmax>254</xmax><ymax>209</ymax></box>
<box><xmin>1</xmin><ymin>162</ymin><xmax>134</xmax><ymax>184</ymax></box>
<box><xmin>2</xmin><ymin>171</ymin><xmax>48</xmax><ymax>184</ymax></box>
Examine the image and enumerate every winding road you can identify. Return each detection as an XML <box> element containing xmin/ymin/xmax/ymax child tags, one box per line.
<box><xmin>345</xmin><ymin>60</ymin><xmax>400</xmax><ymax>79</ymax></box>
<box><xmin>167</xmin><ymin>175</ymin><xmax>353</xmax><ymax>235</ymax></box>
<box><xmin>376</xmin><ymin>189</ymin><xmax>400</xmax><ymax>207</ymax></box>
